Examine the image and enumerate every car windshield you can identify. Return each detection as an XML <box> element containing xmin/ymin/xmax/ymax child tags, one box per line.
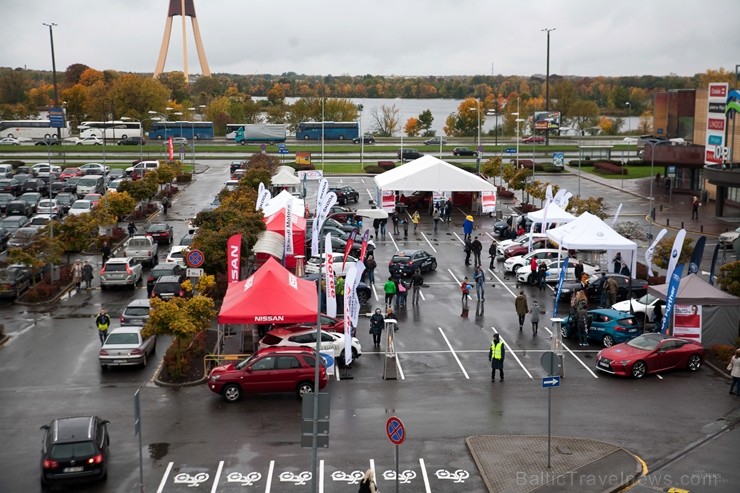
<box><xmin>637</xmin><ymin>293</ymin><xmax>657</xmax><ymax>305</ymax></box>
<box><xmin>626</xmin><ymin>335</ymin><xmax>660</xmax><ymax>351</ymax></box>
<box><xmin>78</xmin><ymin>177</ymin><xmax>100</xmax><ymax>186</ymax></box>
<box><xmin>104</xmin><ymin>263</ymin><xmax>128</xmax><ymax>272</ymax></box>
<box><xmin>105</xmin><ymin>333</ymin><xmax>139</xmax><ymax>345</ymax></box>
<box><xmin>71</xmin><ymin>202</ymin><xmax>90</xmax><ymax>210</ymax></box>
<box><xmin>49</xmin><ymin>442</ymin><xmax>96</xmax><ymax>460</ymax></box>
<box><xmin>152</xmin><ymin>267</ymin><xmax>176</xmax><ymax>277</ymax></box>
<box><xmin>149</xmin><ymin>225</ymin><xmax>167</xmax><ymax>232</ymax></box>
<box><xmin>155</xmin><ymin>283</ymin><xmax>180</xmax><ymax>292</ymax></box>
<box><xmin>124</xmin><ymin>307</ymin><xmax>149</xmax><ymax>317</ymax></box>
<box><xmin>128</xmin><ymin>238</ymin><xmax>151</xmax><ymax>248</ymax></box>
<box><xmin>170</xmin><ymin>251</ymin><xmax>183</xmax><ymax>259</ymax></box>
<box><xmin>392</xmin><ymin>255</ymin><xmax>412</xmax><ymax>262</ymax></box>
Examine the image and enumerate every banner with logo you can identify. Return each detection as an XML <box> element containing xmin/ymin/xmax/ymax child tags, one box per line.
<box><xmin>284</xmin><ymin>200</ymin><xmax>294</xmax><ymax>256</ymax></box>
<box><xmin>295</xmin><ymin>151</ymin><xmax>312</xmax><ymax>165</ymax></box>
<box><xmin>481</xmin><ymin>191</ymin><xmax>496</xmax><ymax>213</ymax></box>
<box><xmin>226</xmin><ymin>234</ymin><xmax>242</xmax><ymax>284</ymax></box>
<box><xmin>688</xmin><ymin>236</ymin><xmax>706</xmax><ymax>275</ymax></box>
<box><xmin>665</xmin><ymin>229</ymin><xmax>687</xmax><ymax>281</ymax></box>
<box><xmin>342</xmin><ymin>228</ymin><xmax>358</xmax><ymax>270</ymax></box>
<box><xmin>358</xmin><ymin>229</ymin><xmax>370</xmax><ymax>262</ymax></box>
<box><xmin>319</xmin><ymin>350</ymin><xmax>335</xmax><ymax>376</ymax></box>
<box><xmin>673</xmin><ymin>304</ymin><xmax>702</xmax><ymax>341</ymax></box>
<box><xmin>316</xmin><ymin>178</ymin><xmax>329</xmax><ymax>213</ymax></box>
<box><xmin>256</xmin><ymin>189</ymin><xmax>271</xmax><ymax>211</ymax></box>
<box><xmin>545</xmin><ymin>184</ymin><xmax>553</xmax><ymax>203</ymax></box>
<box><xmin>167</xmin><ymin>136</ymin><xmax>173</xmax><ymax>161</ymax></box>
<box><xmin>660</xmin><ymin>264</ymin><xmax>685</xmax><ymax>335</ymax></box>
<box><xmin>553</xmin><ymin>257</ymin><xmax>570</xmax><ymax>317</ymax></box>
<box><xmin>324</xmin><ymin>234</ymin><xmax>337</xmax><ymax>318</ymax></box>
<box><xmin>343</xmin><ymin>264</ymin><xmax>358</xmax><ymax>367</ymax></box>
<box><xmin>705</xmin><ymin>82</ymin><xmax>728</xmax><ymax>165</ymax></box>
<box><xmin>709</xmin><ymin>243</ymin><xmax>721</xmax><ymax>285</ymax></box>
<box><xmin>349</xmin><ymin>261</ymin><xmax>365</xmax><ymax>327</ymax></box>
<box><xmin>645</xmin><ymin>228</ymin><xmax>668</xmax><ymax>277</ymax></box>
<box><xmin>381</xmin><ymin>190</ymin><xmax>396</xmax><ymax>212</ymax></box>
<box><xmin>611</xmin><ymin>203</ymin><xmax>623</xmax><ymax>226</ymax></box>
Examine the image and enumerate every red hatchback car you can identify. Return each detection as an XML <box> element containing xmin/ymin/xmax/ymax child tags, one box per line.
<box><xmin>60</xmin><ymin>167</ymin><xmax>84</xmax><ymax>180</ymax></box>
<box><xmin>595</xmin><ymin>333</ymin><xmax>704</xmax><ymax>379</ymax></box>
<box><xmin>278</xmin><ymin>314</ymin><xmax>346</xmax><ymax>335</ymax></box>
<box><xmin>207</xmin><ymin>347</ymin><xmax>327</xmax><ymax>402</ymax></box>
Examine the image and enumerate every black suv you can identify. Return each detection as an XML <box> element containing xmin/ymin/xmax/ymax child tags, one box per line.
<box><xmin>388</xmin><ymin>249</ymin><xmax>438</xmax><ymax>277</ymax></box>
<box><xmin>147</xmin><ymin>264</ymin><xmax>186</xmax><ymax>295</ymax></box>
<box><xmin>397</xmin><ymin>148</ymin><xmax>423</xmax><ymax>161</ymax></box>
<box><xmin>151</xmin><ymin>275</ymin><xmax>187</xmax><ymax>300</ymax></box>
<box><xmin>329</xmin><ymin>186</ymin><xmax>359</xmax><ymax>205</ymax></box>
<box><xmin>40</xmin><ymin>416</ymin><xmax>110</xmax><ymax>488</ymax></box>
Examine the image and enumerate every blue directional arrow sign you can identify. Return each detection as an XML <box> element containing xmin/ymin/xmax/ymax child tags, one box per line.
<box><xmin>505</xmin><ymin>147</ymin><xmax>517</xmax><ymax>154</ymax></box>
<box><xmin>542</xmin><ymin>376</ymin><xmax>560</xmax><ymax>388</ymax></box>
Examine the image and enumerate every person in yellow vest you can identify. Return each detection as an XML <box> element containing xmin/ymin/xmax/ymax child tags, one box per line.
<box><xmin>95</xmin><ymin>308</ymin><xmax>111</xmax><ymax>345</ymax></box>
<box><xmin>488</xmin><ymin>333</ymin><xmax>505</xmax><ymax>382</ymax></box>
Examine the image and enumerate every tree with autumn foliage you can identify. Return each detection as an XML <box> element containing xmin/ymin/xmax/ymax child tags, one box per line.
<box><xmin>404</xmin><ymin>117</ymin><xmax>422</xmax><ymax>137</ymax></box>
<box><xmin>567</xmin><ymin>196</ymin><xmax>608</xmax><ymax>219</ymax></box>
<box><xmin>650</xmin><ymin>236</ymin><xmax>695</xmax><ymax>270</ymax></box>
<box><xmin>8</xmin><ymin>230</ymin><xmax>64</xmax><ymax>284</ymax></box>
<box><xmin>717</xmin><ymin>261</ymin><xmax>740</xmax><ymax>297</ymax></box>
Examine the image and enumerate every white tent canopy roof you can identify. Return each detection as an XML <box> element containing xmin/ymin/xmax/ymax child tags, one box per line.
<box><xmin>373</xmin><ymin>155</ymin><xmax>496</xmax><ymax>192</ymax></box>
<box><xmin>263</xmin><ymin>189</ymin><xmax>305</xmax><ymax>217</ymax></box>
<box><xmin>546</xmin><ymin>212</ymin><xmax>635</xmax><ymax>250</ymax></box>
<box><xmin>527</xmin><ymin>202</ymin><xmax>576</xmax><ymax>224</ymax></box>
<box><xmin>271</xmin><ymin>168</ymin><xmax>301</xmax><ymax>187</ymax></box>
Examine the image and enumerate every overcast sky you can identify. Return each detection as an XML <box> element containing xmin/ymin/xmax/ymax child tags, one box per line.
<box><xmin>2</xmin><ymin>0</ymin><xmax>738</xmax><ymax>78</ymax></box>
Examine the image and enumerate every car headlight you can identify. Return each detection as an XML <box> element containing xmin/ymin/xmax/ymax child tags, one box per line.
<box><xmin>619</xmin><ymin>360</ymin><xmax>631</xmax><ymax>365</ymax></box>
<box><xmin>209</xmin><ymin>375</ymin><xmax>221</xmax><ymax>382</ymax></box>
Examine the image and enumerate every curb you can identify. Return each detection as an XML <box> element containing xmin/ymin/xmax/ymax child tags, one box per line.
<box><xmin>704</xmin><ymin>359</ymin><xmax>733</xmax><ymax>380</ymax></box>
<box><xmin>14</xmin><ymin>281</ymin><xmax>76</xmax><ymax>307</ymax></box>
<box><xmin>153</xmin><ymin>374</ymin><xmax>207</xmax><ymax>388</ymax></box>
<box><xmin>0</xmin><ymin>334</ymin><xmax>9</xmax><ymax>347</ymax></box>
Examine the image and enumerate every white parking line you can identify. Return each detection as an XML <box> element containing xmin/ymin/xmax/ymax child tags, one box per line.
<box><xmin>540</xmin><ymin>326</ymin><xmax>599</xmax><ymax>379</ymax></box>
<box><xmin>371</xmin><ymin>283</ymin><xmax>379</xmax><ymax>301</ymax></box>
<box><xmin>419</xmin><ymin>457</ymin><xmax>432</xmax><ymax>493</ymax></box>
<box><xmin>453</xmin><ymin>231</ymin><xmax>465</xmax><ymax>244</ymax></box>
<box><xmin>156</xmin><ymin>461</ymin><xmax>173</xmax><ymax>493</ymax></box>
<box><xmin>210</xmin><ymin>461</ymin><xmax>224</xmax><ymax>493</ymax></box>
<box><xmin>395</xmin><ymin>352</ymin><xmax>406</xmax><ymax>379</ymax></box>
<box><xmin>447</xmin><ymin>269</ymin><xmax>472</xmax><ymax>300</ymax></box>
<box><xmin>438</xmin><ymin>327</ymin><xmax>470</xmax><ymax>379</ymax></box>
<box><xmin>490</xmin><ymin>326</ymin><xmax>533</xmax><ymax>379</ymax></box>
<box><xmin>265</xmin><ymin>460</ymin><xmax>275</xmax><ymax>492</ymax></box>
<box><xmin>388</xmin><ymin>232</ymin><xmax>399</xmax><ymax>251</ymax></box>
<box><xmin>487</xmin><ymin>268</ymin><xmax>517</xmax><ymax>297</ymax></box>
<box><xmin>319</xmin><ymin>459</ymin><xmax>325</xmax><ymax>493</ymax></box>
<box><xmin>365</xmin><ymin>188</ymin><xmax>374</xmax><ymax>201</ymax></box>
<box><xmin>420</xmin><ymin>231</ymin><xmax>437</xmax><ymax>253</ymax></box>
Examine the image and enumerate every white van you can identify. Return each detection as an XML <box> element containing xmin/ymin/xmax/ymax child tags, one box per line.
<box><xmin>125</xmin><ymin>160</ymin><xmax>160</xmax><ymax>177</ymax></box>
<box><xmin>0</xmin><ymin>164</ymin><xmax>13</xmax><ymax>178</ymax></box>
<box><xmin>76</xmin><ymin>175</ymin><xmax>106</xmax><ymax>198</ymax></box>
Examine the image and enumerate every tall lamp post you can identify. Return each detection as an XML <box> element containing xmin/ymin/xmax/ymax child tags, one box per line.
<box><xmin>357</xmin><ymin>104</ymin><xmax>364</xmax><ymax>169</ymax></box>
<box><xmin>468</xmin><ymin>100</ymin><xmax>482</xmax><ymax>172</ymax></box>
<box><xmin>542</xmin><ymin>27</ymin><xmax>556</xmax><ymax>146</ymax></box>
<box><xmin>626</xmin><ymin>102</ymin><xmax>631</xmax><ymax>135</ymax></box>
<box><xmin>43</xmin><ymin>22</ymin><xmax>60</xmax><ymax>139</ymax></box>
<box><xmin>187</xmin><ymin>105</ymin><xmax>206</xmax><ymax>168</ymax></box>
<box><xmin>122</xmin><ymin>116</ymin><xmax>160</xmax><ymax>162</ymax></box>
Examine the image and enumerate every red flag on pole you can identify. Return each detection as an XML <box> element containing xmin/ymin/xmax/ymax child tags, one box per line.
<box><xmin>226</xmin><ymin>234</ymin><xmax>242</xmax><ymax>283</ymax></box>
<box><xmin>342</xmin><ymin>228</ymin><xmax>359</xmax><ymax>270</ymax></box>
<box><xmin>358</xmin><ymin>229</ymin><xmax>370</xmax><ymax>262</ymax></box>
<box><xmin>167</xmin><ymin>136</ymin><xmax>174</xmax><ymax>161</ymax></box>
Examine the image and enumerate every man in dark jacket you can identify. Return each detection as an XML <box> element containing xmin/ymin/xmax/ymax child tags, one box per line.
<box><xmin>471</xmin><ymin>236</ymin><xmax>483</xmax><ymax>267</ymax></box>
<box><xmin>573</xmin><ymin>260</ymin><xmax>584</xmax><ymax>282</ymax></box>
<box><xmin>488</xmin><ymin>240</ymin><xmax>497</xmax><ymax>269</ymax></box>
<box><xmin>411</xmin><ymin>269</ymin><xmax>424</xmax><ymax>305</ymax></box>
<box><xmin>369</xmin><ymin>308</ymin><xmax>385</xmax><ymax>346</ymax></box>
<box><xmin>464</xmin><ymin>237</ymin><xmax>473</xmax><ymax>265</ymax></box>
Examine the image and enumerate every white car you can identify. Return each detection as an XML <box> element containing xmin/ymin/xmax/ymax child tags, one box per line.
<box><xmin>68</xmin><ymin>199</ymin><xmax>93</xmax><ymax>216</ymax></box>
<box><xmin>99</xmin><ymin>326</ymin><xmax>157</xmax><ymax>368</ymax></box>
<box><xmin>107</xmin><ymin>179</ymin><xmax>126</xmax><ymax>193</ymax></box>
<box><xmin>503</xmin><ymin>248</ymin><xmax>566</xmax><ymax>273</ymax></box>
<box><xmin>258</xmin><ymin>328</ymin><xmax>362</xmax><ymax>363</ymax></box>
<box><xmin>166</xmin><ymin>245</ymin><xmax>189</xmax><ymax>267</ymax></box>
<box><xmin>31</xmin><ymin>163</ymin><xmax>62</xmax><ymax>177</ymax></box>
<box><xmin>496</xmin><ymin>233</ymin><xmax>548</xmax><ymax>257</ymax></box>
<box><xmin>0</xmin><ymin>137</ymin><xmax>20</xmax><ymax>145</ymax></box>
<box><xmin>36</xmin><ymin>199</ymin><xmax>62</xmax><ymax>218</ymax></box>
<box><xmin>162</xmin><ymin>137</ymin><xmax>188</xmax><ymax>146</ymax></box>
<box><xmin>305</xmin><ymin>252</ymin><xmax>358</xmax><ymax>277</ymax></box>
<box><xmin>718</xmin><ymin>226</ymin><xmax>740</xmax><ymax>247</ymax></box>
<box><xmin>76</xmin><ymin>136</ymin><xmax>103</xmax><ymax>146</ymax></box>
<box><xmin>100</xmin><ymin>257</ymin><xmax>143</xmax><ymax>289</ymax></box>
<box><xmin>516</xmin><ymin>258</ymin><xmax>600</xmax><ymax>285</ymax></box>
<box><xmin>79</xmin><ymin>162</ymin><xmax>110</xmax><ymax>175</ymax></box>
<box><xmin>612</xmin><ymin>294</ymin><xmax>663</xmax><ymax>326</ymax></box>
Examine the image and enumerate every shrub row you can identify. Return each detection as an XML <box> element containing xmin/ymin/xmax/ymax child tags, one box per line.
<box><xmin>594</xmin><ymin>161</ymin><xmax>628</xmax><ymax>175</ymax></box>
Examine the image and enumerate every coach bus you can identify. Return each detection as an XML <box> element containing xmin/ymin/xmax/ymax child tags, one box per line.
<box><xmin>296</xmin><ymin>121</ymin><xmax>359</xmax><ymax>141</ymax></box>
<box><xmin>78</xmin><ymin>120</ymin><xmax>142</xmax><ymax>140</ymax></box>
<box><xmin>0</xmin><ymin>119</ymin><xmax>71</xmax><ymax>140</ymax></box>
<box><xmin>148</xmin><ymin>121</ymin><xmax>215</xmax><ymax>140</ymax></box>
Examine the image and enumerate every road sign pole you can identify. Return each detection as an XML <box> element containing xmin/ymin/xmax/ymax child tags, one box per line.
<box><xmin>548</xmin><ymin>386</ymin><xmax>552</xmax><ymax>469</ymax></box>
<box><xmin>395</xmin><ymin>444</ymin><xmax>399</xmax><ymax>493</ymax></box>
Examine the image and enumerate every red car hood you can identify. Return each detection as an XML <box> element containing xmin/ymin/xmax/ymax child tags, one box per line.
<box><xmin>210</xmin><ymin>363</ymin><xmax>236</xmax><ymax>376</ymax></box>
<box><xmin>600</xmin><ymin>344</ymin><xmax>648</xmax><ymax>360</ymax></box>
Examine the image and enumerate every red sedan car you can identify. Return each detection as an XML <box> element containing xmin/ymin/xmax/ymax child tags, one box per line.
<box><xmin>595</xmin><ymin>333</ymin><xmax>704</xmax><ymax>379</ymax></box>
<box><xmin>503</xmin><ymin>238</ymin><xmax>550</xmax><ymax>259</ymax></box>
<box><xmin>60</xmin><ymin>167</ymin><xmax>84</xmax><ymax>180</ymax></box>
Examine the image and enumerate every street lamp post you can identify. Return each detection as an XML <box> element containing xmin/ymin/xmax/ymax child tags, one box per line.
<box><xmin>187</xmin><ymin>105</ymin><xmax>206</xmax><ymax>168</ymax></box>
<box><xmin>542</xmin><ymin>27</ymin><xmax>556</xmax><ymax>146</ymax></box>
<box><xmin>122</xmin><ymin>116</ymin><xmax>160</xmax><ymax>162</ymax></box>
<box><xmin>43</xmin><ymin>22</ymin><xmax>60</xmax><ymax>139</ymax></box>
<box><xmin>468</xmin><ymin>101</ymin><xmax>482</xmax><ymax>172</ymax></box>
<box><xmin>626</xmin><ymin>102</ymin><xmax>631</xmax><ymax>135</ymax></box>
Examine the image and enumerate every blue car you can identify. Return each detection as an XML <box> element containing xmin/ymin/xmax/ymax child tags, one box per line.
<box><xmin>562</xmin><ymin>308</ymin><xmax>642</xmax><ymax>347</ymax></box>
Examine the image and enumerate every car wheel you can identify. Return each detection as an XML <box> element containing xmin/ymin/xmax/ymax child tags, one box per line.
<box><xmin>687</xmin><ymin>354</ymin><xmax>702</xmax><ymax>371</ymax></box>
<box><xmin>528</xmin><ymin>273</ymin><xmax>538</xmax><ymax>286</ymax></box>
<box><xmin>338</xmin><ymin>135</ymin><xmax>345</xmax><ymax>140</ymax></box>
<box><xmin>222</xmin><ymin>384</ymin><xmax>242</xmax><ymax>402</ymax></box>
<box><xmin>631</xmin><ymin>361</ymin><xmax>647</xmax><ymax>379</ymax></box>
<box><xmin>296</xmin><ymin>381</ymin><xmax>314</xmax><ymax>399</ymax></box>
<box><xmin>602</xmin><ymin>334</ymin><xmax>615</xmax><ymax>347</ymax></box>
<box><xmin>430</xmin><ymin>260</ymin><xmax>437</xmax><ymax>271</ymax></box>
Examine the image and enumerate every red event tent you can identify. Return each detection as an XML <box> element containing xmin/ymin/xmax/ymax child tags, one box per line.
<box><xmin>217</xmin><ymin>257</ymin><xmax>318</xmax><ymax>325</ymax></box>
<box><xmin>264</xmin><ymin>209</ymin><xmax>306</xmax><ymax>268</ymax></box>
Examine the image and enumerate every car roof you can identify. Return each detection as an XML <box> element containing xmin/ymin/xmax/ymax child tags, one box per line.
<box><xmin>49</xmin><ymin>416</ymin><xmax>97</xmax><ymax>443</ymax></box>
<box><xmin>108</xmin><ymin>325</ymin><xmax>143</xmax><ymax>335</ymax></box>
<box><xmin>125</xmin><ymin>299</ymin><xmax>151</xmax><ymax>308</ymax></box>
<box><xmin>588</xmin><ymin>308</ymin><xmax>634</xmax><ymax>317</ymax></box>
<box><xmin>156</xmin><ymin>275</ymin><xmax>182</xmax><ymax>282</ymax></box>
<box><xmin>254</xmin><ymin>346</ymin><xmax>316</xmax><ymax>356</ymax></box>
<box><xmin>105</xmin><ymin>257</ymin><xmax>133</xmax><ymax>264</ymax></box>
<box><xmin>393</xmin><ymin>249</ymin><xmax>423</xmax><ymax>256</ymax></box>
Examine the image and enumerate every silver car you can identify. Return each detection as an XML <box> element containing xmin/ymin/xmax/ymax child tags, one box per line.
<box><xmin>120</xmin><ymin>299</ymin><xmax>151</xmax><ymax>326</ymax></box>
<box><xmin>99</xmin><ymin>326</ymin><xmax>156</xmax><ymax>368</ymax></box>
<box><xmin>100</xmin><ymin>257</ymin><xmax>143</xmax><ymax>289</ymax></box>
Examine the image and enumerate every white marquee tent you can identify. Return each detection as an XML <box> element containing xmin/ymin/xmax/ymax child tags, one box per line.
<box><xmin>263</xmin><ymin>189</ymin><xmax>305</xmax><ymax>217</ymax></box>
<box><xmin>526</xmin><ymin>202</ymin><xmax>576</xmax><ymax>224</ymax></box>
<box><xmin>374</xmin><ymin>155</ymin><xmax>496</xmax><ymax>192</ymax></box>
<box><xmin>271</xmin><ymin>168</ymin><xmax>301</xmax><ymax>187</ymax></box>
<box><xmin>546</xmin><ymin>212</ymin><xmax>637</xmax><ymax>276</ymax></box>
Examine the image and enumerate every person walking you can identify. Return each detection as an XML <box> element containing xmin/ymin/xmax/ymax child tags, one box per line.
<box><xmin>530</xmin><ymin>300</ymin><xmax>541</xmax><ymax>335</ymax></box>
<box><xmin>379</xmin><ymin>217</ymin><xmax>387</xmax><ymax>239</ymax></box>
<box><xmin>691</xmin><ymin>196</ymin><xmax>700</xmax><ymax>220</ymax></box>
<box><xmin>396</xmin><ymin>277</ymin><xmax>408</xmax><ymax>308</ymax></box>
<box><xmin>95</xmin><ymin>308</ymin><xmax>111</xmax><ymax>345</ymax></box>
<box><xmin>369</xmin><ymin>308</ymin><xmax>385</xmax><ymax>346</ymax></box>
<box><xmin>71</xmin><ymin>259</ymin><xmax>83</xmax><ymax>292</ymax></box>
<box><xmin>488</xmin><ymin>333</ymin><xmax>505</xmax><ymax>381</ymax></box>
<box><xmin>101</xmin><ymin>241</ymin><xmax>111</xmax><ymax>265</ymax></box>
<box><xmin>411</xmin><ymin>210</ymin><xmax>420</xmax><ymax>232</ymax></box>
<box><xmin>515</xmin><ymin>290</ymin><xmax>529</xmax><ymax>331</ymax></box>
<box><xmin>464</xmin><ymin>237</ymin><xmax>473</xmax><ymax>266</ymax></box>
<box><xmin>573</xmin><ymin>260</ymin><xmax>584</xmax><ymax>283</ymax></box>
<box><xmin>488</xmin><ymin>240</ymin><xmax>497</xmax><ymax>269</ymax></box>
<box><xmin>372</xmin><ymin>218</ymin><xmax>380</xmax><ymax>239</ymax></box>
<box><xmin>432</xmin><ymin>207</ymin><xmax>441</xmax><ymax>233</ymax></box>
<box><xmin>606</xmin><ymin>275</ymin><xmax>619</xmax><ymax>307</ymax></box>
<box><xmin>401</xmin><ymin>218</ymin><xmax>409</xmax><ymax>239</ymax></box>
<box><xmin>357</xmin><ymin>468</ymin><xmax>378</xmax><ymax>493</ymax></box>
<box><xmin>82</xmin><ymin>260</ymin><xmax>94</xmax><ymax>290</ymax></box>
<box><xmin>127</xmin><ymin>221</ymin><xmax>137</xmax><ymax>237</ymax></box>
<box><xmin>463</xmin><ymin>215</ymin><xmax>474</xmax><ymax>241</ymax></box>
<box><xmin>613</xmin><ymin>252</ymin><xmax>623</xmax><ymax>274</ymax></box>
<box><xmin>471</xmin><ymin>236</ymin><xmax>483</xmax><ymax>267</ymax></box>
<box><xmin>364</xmin><ymin>254</ymin><xmax>377</xmax><ymax>285</ymax></box>
<box><xmin>443</xmin><ymin>199</ymin><xmax>452</xmax><ymax>223</ymax></box>
<box><xmin>460</xmin><ymin>277</ymin><xmax>471</xmax><ymax>309</ymax></box>
<box><xmin>473</xmin><ymin>266</ymin><xmax>486</xmax><ymax>301</ymax></box>
<box><xmin>576</xmin><ymin>291</ymin><xmax>589</xmax><ymax>346</ymax></box>
<box><xmin>727</xmin><ymin>349</ymin><xmax>740</xmax><ymax>395</ymax></box>
<box><xmin>391</xmin><ymin>211</ymin><xmax>400</xmax><ymax>235</ymax></box>
<box><xmin>411</xmin><ymin>269</ymin><xmax>424</xmax><ymax>305</ymax></box>
<box><xmin>383</xmin><ymin>277</ymin><xmax>396</xmax><ymax>307</ymax></box>
<box><xmin>161</xmin><ymin>195</ymin><xmax>170</xmax><ymax>214</ymax></box>
<box><xmin>537</xmin><ymin>261</ymin><xmax>547</xmax><ymax>291</ymax></box>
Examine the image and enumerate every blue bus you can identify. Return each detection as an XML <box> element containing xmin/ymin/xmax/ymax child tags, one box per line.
<box><xmin>148</xmin><ymin>121</ymin><xmax>215</xmax><ymax>140</ymax></box>
<box><xmin>296</xmin><ymin>121</ymin><xmax>359</xmax><ymax>141</ymax></box>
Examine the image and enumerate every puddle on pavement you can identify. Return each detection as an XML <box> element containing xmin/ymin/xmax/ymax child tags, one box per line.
<box><xmin>149</xmin><ymin>442</ymin><xmax>169</xmax><ymax>460</ymax></box>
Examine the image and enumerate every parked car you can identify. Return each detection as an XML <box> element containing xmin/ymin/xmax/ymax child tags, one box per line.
<box><xmin>8</xmin><ymin>227</ymin><xmax>40</xmax><ymax>249</ymax></box>
<box><xmin>60</xmin><ymin>167</ymin><xmax>84</xmax><ymax>180</ymax></box>
<box><xmin>82</xmin><ymin>193</ymin><xmax>103</xmax><ymax>207</ymax></box>
<box><xmin>100</xmin><ymin>257</ymin><xmax>143</xmax><ymax>289</ymax></box>
<box><xmin>165</xmin><ymin>245</ymin><xmax>188</xmax><ymax>267</ymax></box>
<box><xmin>496</xmin><ymin>232</ymin><xmax>544</xmax><ymax>256</ymax></box>
<box><xmin>146</xmin><ymin>223</ymin><xmax>174</xmax><ymax>244</ymax></box>
<box><xmin>0</xmin><ymin>215</ymin><xmax>30</xmax><ymax>232</ymax></box>
<box><xmin>31</xmin><ymin>163</ymin><xmax>61</xmax><ymax>178</ymax></box>
<box><xmin>502</xmin><ymin>238</ymin><xmax>554</xmax><ymax>259</ymax></box>
<box><xmin>75</xmin><ymin>136</ymin><xmax>103</xmax><ymax>146</ymax></box>
<box><xmin>493</xmin><ymin>218</ymin><xmax>534</xmax><ymax>239</ymax></box>
<box><xmin>76</xmin><ymin>175</ymin><xmax>106</xmax><ymax>197</ymax></box>
<box><xmin>58</xmin><ymin>176</ymin><xmax>81</xmax><ymax>194</ymax></box>
<box><xmin>397</xmin><ymin>148</ymin><xmax>423</xmax><ymax>161</ymax></box>
<box><xmin>259</xmin><ymin>328</ymin><xmax>362</xmax><ymax>364</ymax></box>
<box><xmin>305</xmin><ymin>217</ymin><xmax>356</xmax><ymax>234</ymax></box>
<box><xmin>34</xmin><ymin>137</ymin><xmax>61</xmax><ymax>146</ymax></box>
<box><xmin>79</xmin><ymin>162</ymin><xmax>110</xmax><ymax>175</ymax></box>
<box><xmin>117</xmin><ymin>136</ymin><xmax>146</xmax><ymax>146</ymax></box>
<box><xmin>595</xmin><ymin>333</ymin><xmax>704</xmax><ymax>378</ymax></box>
<box><xmin>106</xmin><ymin>179</ymin><xmax>126</xmax><ymax>193</ymax></box>
<box><xmin>68</xmin><ymin>199</ymin><xmax>93</xmax><ymax>216</ymax></box>
<box><xmin>40</xmin><ymin>416</ymin><xmax>110</xmax><ymax>488</ymax></box>
<box><xmin>562</xmin><ymin>308</ymin><xmax>642</xmax><ymax>347</ymax></box>
<box><xmin>0</xmin><ymin>137</ymin><xmax>20</xmax><ymax>145</ymax></box>
<box><xmin>125</xmin><ymin>160</ymin><xmax>159</xmax><ymax>177</ymax></box>
<box><xmin>517</xmin><ymin>258</ymin><xmax>600</xmax><ymax>285</ymax></box>
<box><xmin>0</xmin><ymin>178</ymin><xmax>22</xmax><ymax>196</ymax></box>
<box><xmin>388</xmin><ymin>249</ymin><xmax>438</xmax><ymax>277</ymax></box>
<box><xmin>0</xmin><ymin>264</ymin><xmax>33</xmax><ymax>299</ymax></box>
<box><xmin>55</xmin><ymin>192</ymin><xmax>76</xmax><ymax>214</ymax></box>
<box><xmin>29</xmin><ymin>215</ymin><xmax>54</xmax><ymax>228</ymax></box>
<box><xmin>611</xmin><ymin>294</ymin><xmax>665</xmax><ymax>327</ymax></box>
<box><xmin>329</xmin><ymin>186</ymin><xmax>359</xmax><ymax>205</ymax></box>
<box><xmin>352</xmin><ymin>134</ymin><xmax>375</xmax><ymax>144</ymax></box>
<box><xmin>22</xmin><ymin>179</ymin><xmax>48</xmax><ymax>195</ymax></box>
<box><xmin>718</xmin><ymin>226</ymin><xmax>740</xmax><ymax>247</ymax></box>
<box><xmin>5</xmin><ymin>200</ymin><xmax>34</xmax><ymax>217</ymax></box>
<box><xmin>163</xmin><ymin>137</ymin><xmax>188</xmax><ymax>146</ymax></box>
<box><xmin>452</xmin><ymin>147</ymin><xmax>477</xmax><ymax>156</ymax></box>
<box><xmin>327</xmin><ymin>205</ymin><xmax>356</xmax><ymax>223</ymax></box>
<box><xmin>123</xmin><ymin>235</ymin><xmax>159</xmax><ymax>267</ymax></box>
<box><xmin>99</xmin><ymin>326</ymin><xmax>156</xmax><ymax>368</ymax></box>
<box><xmin>561</xmin><ymin>273</ymin><xmax>649</xmax><ymax>304</ymax></box>
<box><xmin>0</xmin><ymin>193</ymin><xmax>14</xmax><ymax>212</ymax></box>
<box><xmin>150</xmin><ymin>274</ymin><xmax>187</xmax><ymax>300</ymax></box>
<box><xmin>305</xmin><ymin>252</ymin><xmax>358</xmax><ymax>277</ymax></box>
<box><xmin>146</xmin><ymin>263</ymin><xmax>186</xmax><ymax>295</ymax></box>
<box><xmin>36</xmin><ymin>199</ymin><xmax>62</xmax><ymax>218</ymax></box>
<box><xmin>207</xmin><ymin>347</ymin><xmax>327</xmax><ymax>402</ymax></box>
<box><xmin>522</xmin><ymin>135</ymin><xmax>545</xmax><ymax>143</ymax></box>
<box><xmin>424</xmin><ymin>136</ymin><xmax>447</xmax><ymax>145</ymax></box>
<box><xmin>119</xmin><ymin>299</ymin><xmax>152</xmax><ymax>326</ymax></box>
<box><xmin>503</xmin><ymin>249</ymin><xmax>566</xmax><ymax>273</ymax></box>
<box><xmin>229</xmin><ymin>160</ymin><xmax>246</xmax><ymax>174</ymax></box>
